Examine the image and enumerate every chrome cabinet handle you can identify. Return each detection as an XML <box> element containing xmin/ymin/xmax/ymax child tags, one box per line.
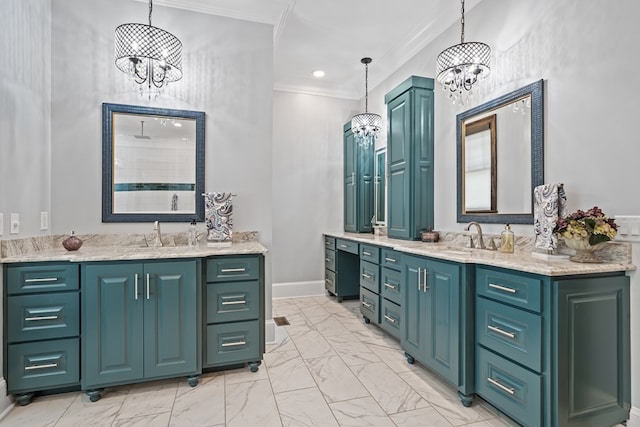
<box><xmin>24</xmin><ymin>277</ymin><xmax>58</xmax><ymax>283</ymax></box>
<box><xmin>417</xmin><ymin>268</ymin><xmax>422</xmax><ymax>291</ymax></box>
<box><xmin>361</xmin><ymin>301</ymin><xmax>373</xmax><ymax>308</ymax></box>
<box><xmin>146</xmin><ymin>273</ymin><xmax>150</xmax><ymax>300</ymax></box>
<box><xmin>135</xmin><ymin>273</ymin><xmax>139</xmax><ymax>300</ymax></box>
<box><xmin>488</xmin><ymin>377</ymin><xmax>516</xmax><ymax>395</ymax></box>
<box><xmin>363</xmin><ymin>251</ymin><xmax>372</xmax><ymax>256</ymax></box>
<box><xmin>351</xmin><ymin>172</ymin><xmax>355</xmax><ymax>185</ymax></box>
<box><xmin>222</xmin><ymin>341</ymin><xmax>246</xmax><ymax>347</ymax></box>
<box><xmin>222</xmin><ymin>300</ymin><xmax>247</xmax><ymax>305</ymax></box>
<box><xmin>325</xmin><ymin>258</ymin><xmax>331</xmax><ymax>262</ymax></box>
<box><xmin>361</xmin><ymin>273</ymin><xmax>372</xmax><ymax>279</ymax></box>
<box><xmin>488</xmin><ymin>283</ymin><xmax>517</xmax><ymax>294</ymax></box>
<box><xmin>221</xmin><ymin>268</ymin><xmax>246</xmax><ymax>273</ymax></box>
<box><xmin>488</xmin><ymin>325</ymin><xmax>516</xmax><ymax>339</ymax></box>
<box><xmin>384</xmin><ymin>314</ymin><xmax>398</xmax><ymax>325</ymax></box>
<box><xmin>384</xmin><ymin>257</ymin><xmax>397</xmax><ymax>263</ymax></box>
<box><xmin>384</xmin><ymin>283</ymin><xmax>397</xmax><ymax>290</ymax></box>
<box><xmin>340</xmin><ymin>244</ymin><xmax>348</xmax><ymax>248</ymax></box>
<box><xmin>423</xmin><ymin>269</ymin><xmax>428</xmax><ymax>292</ymax></box>
<box><xmin>25</xmin><ymin>363</ymin><xmax>58</xmax><ymax>371</ymax></box>
<box><xmin>25</xmin><ymin>315</ymin><xmax>59</xmax><ymax>321</ymax></box>
<box><xmin>325</xmin><ymin>279</ymin><xmax>332</xmax><ymax>284</ymax></box>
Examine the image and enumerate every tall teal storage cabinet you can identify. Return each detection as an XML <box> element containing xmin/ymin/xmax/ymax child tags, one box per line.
<box><xmin>344</xmin><ymin>122</ymin><xmax>374</xmax><ymax>233</ymax></box>
<box><xmin>384</xmin><ymin>76</ymin><xmax>434</xmax><ymax>240</ymax></box>
<box><xmin>82</xmin><ymin>259</ymin><xmax>200</xmax><ymax>401</ymax></box>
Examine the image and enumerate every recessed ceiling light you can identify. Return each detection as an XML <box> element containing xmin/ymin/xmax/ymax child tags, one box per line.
<box><xmin>312</xmin><ymin>70</ymin><xmax>325</xmax><ymax>78</ymax></box>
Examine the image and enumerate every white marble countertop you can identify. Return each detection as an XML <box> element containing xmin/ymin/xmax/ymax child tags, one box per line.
<box><xmin>325</xmin><ymin>231</ymin><xmax>635</xmax><ymax>277</ymax></box>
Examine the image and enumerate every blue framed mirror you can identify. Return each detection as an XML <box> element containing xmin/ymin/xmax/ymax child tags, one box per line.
<box><xmin>102</xmin><ymin>103</ymin><xmax>205</xmax><ymax>222</ymax></box>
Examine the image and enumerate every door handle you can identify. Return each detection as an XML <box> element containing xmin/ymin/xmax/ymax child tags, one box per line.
<box><xmin>146</xmin><ymin>273</ymin><xmax>150</xmax><ymax>300</ymax></box>
<box><xmin>135</xmin><ymin>273</ymin><xmax>139</xmax><ymax>300</ymax></box>
<box><xmin>423</xmin><ymin>269</ymin><xmax>428</xmax><ymax>292</ymax></box>
<box><xmin>417</xmin><ymin>268</ymin><xmax>422</xmax><ymax>291</ymax></box>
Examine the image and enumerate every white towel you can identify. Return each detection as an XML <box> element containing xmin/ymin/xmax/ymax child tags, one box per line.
<box><xmin>204</xmin><ymin>192</ymin><xmax>233</xmax><ymax>243</ymax></box>
<box><xmin>533</xmin><ymin>183</ymin><xmax>567</xmax><ymax>252</ymax></box>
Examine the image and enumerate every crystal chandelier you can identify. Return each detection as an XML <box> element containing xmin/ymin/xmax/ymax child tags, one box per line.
<box><xmin>115</xmin><ymin>0</ymin><xmax>183</xmax><ymax>97</ymax></box>
<box><xmin>436</xmin><ymin>0</ymin><xmax>490</xmax><ymax>105</ymax></box>
<box><xmin>351</xmin><ymin>58</ymin><xmax>382</xmax><ymax>148</ymax></box>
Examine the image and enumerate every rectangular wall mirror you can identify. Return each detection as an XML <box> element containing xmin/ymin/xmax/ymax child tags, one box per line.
<box><xmin>456</xmin><ymin>79</ymin><xmax>544</xmax><ymax>224</ymax></box>
<box><xmin>102</xmin><ymin>103</ymin><xmax>205</xmax><ymax>222</ymax></box>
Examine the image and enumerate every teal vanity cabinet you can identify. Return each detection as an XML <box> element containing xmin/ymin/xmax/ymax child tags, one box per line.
<box><xmin>81</xmin><ymin>259</ymin><xmax>200</xmax><ymax>401</ymax></box>
<box><xmin>344</xmin><ymin>123</ymin><xmax>374</xmax><ymax>233</ymax></box>
<box><xmin>331</xmin><ymin>238</ymin><xmax>360</xmax><ymax>302</ymax></box>
<box><xmin>204</xmin><ymin>255</ymin><xmax>265</xmax><ymax>372</ymax></box>
<box><xmin>475</xmin><ymin>266</ymin><xmax>630</xmax><ymax>427</ymax></box>
<box><xmin>384</xmin><ymin>76</ymin><xmax>434</xmax><ymax>240</ymax></box>
<box><xmin>3</xmin><ymin>263</ymin><xmax>81</xmax><ymax>406</ymax></box>
<box><xmin>379</xmin><ymin>248</ymin><xmax>403</xmax><ymax>339</ymax></box>
<box><xmin>324</xmin><ymin>236</ymin><xmax>336</xmax><ymax>296</ymax></box>
<box><xmin>359</xmin><ymin>244</ymin><xmax>381</xmax><ymax>324</ymax></box>
<box><xmin>402</xmin><ymin>254</ymin><xmax>474</xmax><ymax>405</ymax></box>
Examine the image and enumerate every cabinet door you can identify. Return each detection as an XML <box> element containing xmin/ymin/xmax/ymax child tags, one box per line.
<box><xmin>402</xmin><ymin>255</ymin><xmax>428</xmax><ymax>357</ymax></box>
<box><xmin>344</xmin><ymin>127</ymin><xmax>357</xmax><ymax>232</ymax></box>
<box><xmin>83</xmin><ymin>263</ymin><xmax>144</xmax><ymax>388</ymax></box>
<box><xmin>387</xmin><ymin>91</ymin><xmax>411</xmax><ymax>239</ymax></box>
<box><xmin>424</xmin><ymin>260</ymin><xmax>459</xmax><ymax>384</ymax></box>
<box><xmin>144</xmin><ymin>261</ymin><xmax>198</xmax><ymax>379</ymax></box>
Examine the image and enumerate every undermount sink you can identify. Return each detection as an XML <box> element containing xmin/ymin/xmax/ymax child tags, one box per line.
<box><xmin>438</xmin><ymin>246</ymin><xmax>475</xmax><ymax>256</ymax></box>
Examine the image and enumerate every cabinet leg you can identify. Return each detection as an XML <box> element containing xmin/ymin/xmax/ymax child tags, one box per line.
<box><xmin>248</xmin><ymin>361</ymin><xmax>262</xmax><ymax>373</ymax></box>
<box><xmin>337</xmin><ymin>296</ymin><xmax>343</xmax><ymax>303</ymax></box>
<box><xmin>14</xmin><ymin>392</ymin><xmax>34</xmax><ymax>406</ymax></box>
<box><xmin>363</xmin><ymin>316</ymin><xmax>370</xmax><ymax>324</ymax></box>
<box><xmin>404</xmin><ymin>352</ymin><xmax>415</xmax><ymax>365</ymax></box>
<box><xmin>458</xmin><ymin>392</ymin><xmax>474</xmax><ymax>407</ymax></box>
<box><xmin>86</xmin><ymin>389</ymin><xmax>104</xmax><ymax>402</ymax></box>
<box><xmin>187</xmin><ymin>375</ymin><xmax>200</xmax><ymax>387</ymax></box>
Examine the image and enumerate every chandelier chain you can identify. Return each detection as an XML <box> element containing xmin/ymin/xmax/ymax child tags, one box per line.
<box><xmin>364</xmin><ymin>62</ymin><xmax>369</xmax><ymax>113</ymax></box>
<box><xmin>460</xmin><ymin>0</ymin><xmax>465</xmax><ymax>44</ymax></box>
<box><xmin>148</xmin><ymin>0</ymin><xmax>153</xmax><ymax>26</ymax></box>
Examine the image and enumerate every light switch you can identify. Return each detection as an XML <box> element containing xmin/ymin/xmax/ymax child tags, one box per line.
<box><xmin>41</xmin><ymin>211</ymin><xmax>48</xmax><ymax>231</ymax></box>
<box><xmin>10</xmin><ymin>213</ymin><xmax>19</xmax><ymax>234</ymax></box>
<box><xmin>614</xmin><ymin>215</ymin><xmax>640</xmax><ymax>242</ymax></box>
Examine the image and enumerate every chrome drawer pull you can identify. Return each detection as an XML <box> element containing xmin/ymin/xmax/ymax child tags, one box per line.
<box><xmin>363</xmin><ymin>251</ymin><xmax>372</xmax><ymax>256</ymax></box>
<box><xmin>221</xmin><ymin>300</ymin><xmax>247</xmax><ymax>305</ymax></box>
<box><xmin>25</xmin><ymin>363</ymin><xmax>58</xmax><ymax>371</ymax></box>
<box><xmin>488</xmin><ymin>283</ymin><xmax>517</xmax><ymax>294</ymax></box>
<box><xmin>384</xmin><ymin>315</ymin><xmax>398</xmax><ymax>325</ymax></box>
<box><xmin>325</xmin><ymin>258</ymin><xmax>331</xmax><ymax>262</ymax></box>
<box><xmin>361</xmin><ymin>301</ymin><xmax>373</xmax><ymax>308</ymax></box>
<box><xmin>221</xmin><ymin>268</ymin><xmax>246</xmax><ymax>273</ymax></box>
<box><xmin>384</xmin><ymin>257</ymin><xmax>397</xmax><ymax>263</ymax></box>
<box><xmin>488</xmin><ymin>377</ymin><xmax>516</xmax><ymax>395</ymax></box>
<box><xmin>384</xmin><ymin>283</ymin><xmax>398</xmax><ymax>290</ymax></box>
<box><xmin>25</xmin><ymin>315</ymin><xmax>59</xmax><ymax>321</ymax></box>
<box><xmin>146</xmin><ymin>273</ymin><xmax>150</xmax><ymax>300</ymax></box>
<box><xmin>222</xmin><ymin>341</ymin><xmax>246</xmax><ymax>347</ymax></box>
<box><xmin>488</xmin><ymin>325</ymin><xmax>516</xmax><ymax>339</ymax></box>
<box><xmin>24</xmin><ymin>277</ymin><xmax>58</xmax><ymax>283</ymax></box>
<box><xmin>135</xmin><ymin>273</ymin><xmax>139</xmax><ymax>301</ymax></box>
<box><xmin>361</xmin><ymin>273</ymin><xmax>372</xmax><ymax>279</ymax></box>
<box><xmin>340</xmin><ymin>244</ymin><xmax>348</xmax><ymax>248</ymax></box>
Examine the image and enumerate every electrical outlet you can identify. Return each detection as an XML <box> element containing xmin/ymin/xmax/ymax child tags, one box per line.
<box><xmin>10</xmin><ymin>213</ymin><xmax>19</xmax><ymax>234</ymax></box>
<box><xmin>41</xmin><ymin>211</ymin><xmax>49</xmax><ymax>231</ymax></box>
<box><xmin>614</xmin><ymin>215</ymin><xmax>640</xmax><ymax>242</ymax></box>
<box><xmin>0</xmin><ymin>213</ymin><xmax>3</xmax><ymax>236</ymax></box>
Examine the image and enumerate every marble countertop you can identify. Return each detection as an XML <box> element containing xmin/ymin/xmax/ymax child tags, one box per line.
<box><xmin>325</xmin><ymin>231</ymin><xmax>636</xmax><ymax>276</ymax></box>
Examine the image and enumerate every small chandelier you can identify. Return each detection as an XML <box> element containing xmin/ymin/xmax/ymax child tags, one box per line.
<box><xmin>351</xmin><ymin>57</ymin><xmax>382</xmax><ymax>148</ymax></box>
<box><xmin>436</xmin><ymin>0</ymin><xmax>490</xmax><ymax>105</ymax></box>
<box><xmin>115</xmin><ymin>0</ymin><xmax>183</xmax><ymax>97</ymax></box>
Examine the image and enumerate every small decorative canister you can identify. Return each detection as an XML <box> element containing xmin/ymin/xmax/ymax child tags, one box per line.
<box><xmin>62</xmin><ymin>231</ymin><xmax>83</xmax><ymax>251</ymax></box>
<box><xmin>420</xmin><ymin>228</ymin><xmax>440</xmax><ymax>242</ymax></box>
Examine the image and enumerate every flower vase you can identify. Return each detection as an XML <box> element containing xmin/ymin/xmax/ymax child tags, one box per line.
<box><xmin>563</xmin><ymin>237</ymin><xmax>605</xmax><ymax>263</ymax></box>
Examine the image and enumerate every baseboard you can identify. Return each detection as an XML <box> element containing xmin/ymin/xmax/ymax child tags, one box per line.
<box><xmin>272</xmin><ymin>280</ymin><xmax>325</xmax><ymax>299</ymax></box>
<box><xmin>0</xmin><ymin>378</ymin><xmax>13</xmax><ymax>421</ymax></box>
<box><xmin>628</xmin><ymin>405</ymin><xmax>640</xmax><ymax>427</ymax></box>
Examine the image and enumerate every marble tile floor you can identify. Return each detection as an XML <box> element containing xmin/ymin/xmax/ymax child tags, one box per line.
<box><xmin>0</xmin><ymin>295</ymin><xmax>548</xmax><ymax>426</ymax></box>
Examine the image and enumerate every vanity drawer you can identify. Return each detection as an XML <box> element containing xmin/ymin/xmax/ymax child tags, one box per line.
<box><xmin>7</xmin><ymin>292</ymin><xmax>79</xmax><ymax>343</ymax></box>
<box><xmin>324</xmin><ymin>236</ymin><xmax>336</xmax><ymax>250</ymax></box>
<box><xmin>6</xmin><ymin>263</ymin><xmax>79</xmax><ymax>295</ymax></box>
<box><xmin>476</xmin><ymin>297</ymin><xmax>542</xmax><ymax>371</ymax></box>
<box><xmin>206</xmin><ymin>281</ymin><xmax>260</xmax><ymax>324</ymax></box>
<box><xmin>380</xmin><ymin>248</ymin><xmax>402</xmax><ymax>271</ymax></box>
<box><xmin>207</xmin><ymin>256</ymin><xmax>260</xmax><ymax>282</ymax></box>
<box><xmin>379</xmin><ymin>299</ymin><xmax>401</xmax><ymax>339</ymax></box>
<box><xmin>360</xmin><ymin>244</ymin><xmax>380</xmax><ymax>264</ymax></box>
<box><xmin>360</xmin><ymin>286</ymin><xmax>380</xmax><ymax>324</ymax></box>
<box><xmin>325</xmin><ymin>248</ymin><xmax>336</xmax><ymax>271</ymax></box>
<box><xmin>360</xmin><ymin>260</ymin><xmax>379</xmax><ymax>293</ymax></box>
<box><xmin>206</xmin><ymin>320</ymin><xmax>260</xmax><ymax>366</ymax></box>
<box><xmin>476</xmin><ymin>267</ymin><xmax>542</xmax><ymax>313</ymax></box>
<box><xmin>381</xmin><ymin>267</ymin><xmax>402</xmax><ymax>306</ymax></box>
<box><xmin>476</xmin><ymin>346</ymin><xmax>542</xmax><ymax>427</ymax></box>
<box><xmin>7</xmin><ymin>338</ymin><xmax>80</xmax><ymax>393</ymax></box>
<box><xmin>336</xmin><ymin>239</ymin><xmax>358</xmax><ymax>255</ymax></box>
<box><xmin>324</xmin><ymin>269</ymin><xmax>336</xmax><ymax>294</ymax></box>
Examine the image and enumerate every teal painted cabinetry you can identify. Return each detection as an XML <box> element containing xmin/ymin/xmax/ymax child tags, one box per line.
<box><xmin>344</xmin><ymin>123</ymin><xmax>374</xmax><ymax>233</ymax></box>
<box><xmin>475</xmin><ymin>266</ymin><xmax>630</xmax><ymax>426</ymax></box>
<box><xmin>204</xmin><ymin>255</ymin><xmax>264</xmax><ymax>372</ymax></box>
<box><xmin>402</xmin><ymin>254</ymin><xmax>474</xmax><ymax>405</ymax></box>
<box><xmin>82</xmin><ymin>259</ymin><xmax>200</xmax><ymax>400</ymax></box>
<box><xmin>325</xmin><ymin>237</ymin><xmax>360</xmax><ymax>302</ymax></box>
<box><xmin>384</xmin><ymin>76</ymin><xmax>434</xmax><ymax>240</ymax></box>
<box><xmin>3</xmin><ymin>262</ymin><xmax>81</xmax><ymax>406</ymax></box>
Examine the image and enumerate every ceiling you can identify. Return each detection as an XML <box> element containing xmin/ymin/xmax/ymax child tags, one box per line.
<box><xmin>143</xmin><ymin>0</ymin><xmax>482</xmax><ymax>100</ymax></box>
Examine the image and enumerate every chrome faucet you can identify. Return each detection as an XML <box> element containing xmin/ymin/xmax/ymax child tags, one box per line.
<box><xmin>153</xmin><ymin>221</ymin><xmax>163</xmax><ymax>247</ymax></box>
<box><xmin>465</xmin><ymin>221</ymin><xmax>486</xmax><ymax>249</ymax></box>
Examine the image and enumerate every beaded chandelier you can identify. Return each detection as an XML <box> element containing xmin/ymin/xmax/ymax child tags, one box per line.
<box><xmin>351</xmin><ymin>58</ymin><xmax>382</xmax><ymax>147</ymax></box>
